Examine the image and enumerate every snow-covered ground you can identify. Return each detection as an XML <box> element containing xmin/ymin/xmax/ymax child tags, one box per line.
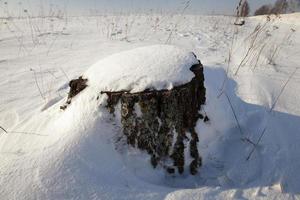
<box><xmin>0</xmin><ymin>13</ymin><xmax>300</xmax><ymax>199</ymax></box>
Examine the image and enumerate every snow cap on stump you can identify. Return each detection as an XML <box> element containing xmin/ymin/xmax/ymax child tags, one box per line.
<box><xmin>83</xmin><ymin>45</ymin><xmax>199</xmax><ymax>93</ymax></box>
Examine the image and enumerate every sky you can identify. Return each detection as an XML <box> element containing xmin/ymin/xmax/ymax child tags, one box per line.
<box><xmin>2</xmin><ymin>0</ymin><xmax>278</xmax><ymax>16</ymax></box>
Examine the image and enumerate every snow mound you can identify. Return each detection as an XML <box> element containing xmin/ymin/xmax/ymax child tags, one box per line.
<box><xmin>0</xmin><ymin>45</ymin><xmax>202</xmax><ymax>200</ymax></box>
<box><xmin>83</xmin><ymin>45</ymin><xmax>199</xmax><ymax>93</ymax></box>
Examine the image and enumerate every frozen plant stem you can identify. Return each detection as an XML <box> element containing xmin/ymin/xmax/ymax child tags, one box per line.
<box><xmin>234</xmin><ymin>19</ymin><xmax>270</xmax><ymax>75</ymax></box>
<box><xmin>30</xmin><ymin>68</ymin><xmax>45</xmax><ymax>100</ymax></box>
<box><xmin>0</xmin><ymin>126</ymin><xmax>8</xmax><ymax>134</ymax></box>
<box><xmin>0</xmin><ymin>125</ymin><xmax>44</xmax><ymax>136</ymax></box>
<box><xmin>165</xmin><ymin>0</ymin><xmax>191</xmax><ymax>44</ymax></box>
<box><xmin>218</xmin><ymin>25</ymin><xmax>239</xmax><ymax>97</ymax></box>
<box><xmin>246</xmin><ymin>127</ymin><xmax>267</xmax><ymax>161</ymax></box>
<box><xmin>252</xmin><ymin>43</ymin><xmax>267</xmax><ymax>71</ymax></box>
<box><xmin>268</xmin><ymin>30</ymin><xmax>295</xmax><ymax>65</ymax></box>
<box><xmin>247</xmin><ymin>67</ymin><xmax>298</xmax><ymax>161</ymax></box>
<box><xmin>60</xmin><ymin>67</ymin><xmax>70</xmax><ymax>82</ymax></box>
<box><xmin>224</xmin><ymin>92</ymin><xmax>244</xmax><ymax>135</ymax></box>
<box><xmin>270</xmin><ymin>67</ymin><xmax>298</xmax><ymax>112</ymax></box>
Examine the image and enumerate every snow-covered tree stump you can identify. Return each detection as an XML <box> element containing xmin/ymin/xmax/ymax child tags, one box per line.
<box><xmin>62</xmin><ymin>45</ymin><xmax>206</xmax><ymax>175</ymax></box>
<box><xmin>102</xmin><ymin>62</ymin><xmax>205</xmax><ymax>175</ymax></box>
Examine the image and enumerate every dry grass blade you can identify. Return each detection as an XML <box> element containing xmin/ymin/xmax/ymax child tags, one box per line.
<box><xmin>224</xmin><ymin>92</ymin><xmax>244</xmax><ymax>135</ymax></box>
<box><xmin>165</xmin><ymin>0</ymin><xmax>191</xmax><ymax>44</ymax></box>
<box><xmin>0</xmin><ymin>125</ymin><xmax>46</xmax><ymax>136</ymax></box>
<box><xmin>0</xmin><ymin>126</ymin><xmax>8</xmax><ymax>134</ymax></box>
<box><xmin>270</xmin><ymin>67</ymin><xmax>298</xmax><ymax>112</ymax></box>
<box><xmin>9</xmin><ymin>131</ymin><xmax>47</xmax><ymax>136</ymax></box>
<box><xmin>246</xmin><ymin>127</ymin><xmax>267</xmax><ymax>161</ymax></box>
<box><xmin>234</xmin><ymin>19</ymin><xmax>270</xmax><ymax>75</ymax></box>
<box><xmin>252</xmin><ymin>43</ymin><xmax>267</xmax><ymax>71</ymax></box>
<box><xmin>268</xmin><ymin>29</ymin><xmax>295</xmax><ymax>65</ymax></box>
<box><xmin>30</xmin><ymin>68</ymin><xmax>46</xmax><ymax>100</ymax></box>
<box><xmin>60</xmin><ymin>67</ymin><xmax>70</xmax><ymax>81</ymax></box>
<box><xmin>218</xmin><ymin>24</ymin><xmax>239</xmax><ymax>97</ymax></box>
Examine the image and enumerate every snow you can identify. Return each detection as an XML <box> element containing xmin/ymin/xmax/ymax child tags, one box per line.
<box><xmin>0</xmin><ymin>13</ymin><xmax>300</xmax><ymax>200</ymax></box>
<box><xmin>84</xmin><ymin>45</ymin><xmax>199</xmax><ymax>93</ymax></box>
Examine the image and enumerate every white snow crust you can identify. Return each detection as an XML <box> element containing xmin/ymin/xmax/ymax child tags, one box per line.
<box><xmin>84</xmin><ymin>45</ymin><xmax>199</xmax><ymax>93</ymax></box>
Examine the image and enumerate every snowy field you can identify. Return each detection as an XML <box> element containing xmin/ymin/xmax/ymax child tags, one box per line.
<box><xmin>0</xmin><ymin>13</ymin><xmax>300</xmax><ymax>199</ymax></box>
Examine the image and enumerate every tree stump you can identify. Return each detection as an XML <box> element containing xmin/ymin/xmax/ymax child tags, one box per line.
<box><xmin>102</xmin><ymin>60</ymin><xmax>206</xmax><ymax>175</ymax></box>
<box><xmin>62</xmin><ymin>48</ymin><xmax>206</xmax><ymax>175</ymax></box>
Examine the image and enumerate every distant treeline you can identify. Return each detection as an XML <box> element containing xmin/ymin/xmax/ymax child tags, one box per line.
<box><xmin>254</xmin><ymin>0</ymin><xmax>300</xmax><ymax>16</ymax></box>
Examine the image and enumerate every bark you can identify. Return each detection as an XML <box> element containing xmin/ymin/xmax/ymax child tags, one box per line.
<box><xmin>60</xmin><ymin>76</ymin><xmax>87</xmax><ymax>110</ymax></box>
<box><xmin>103</xmin><ymin>61</ymin><xmax>206</xmax><ymax>175</ymax></box>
